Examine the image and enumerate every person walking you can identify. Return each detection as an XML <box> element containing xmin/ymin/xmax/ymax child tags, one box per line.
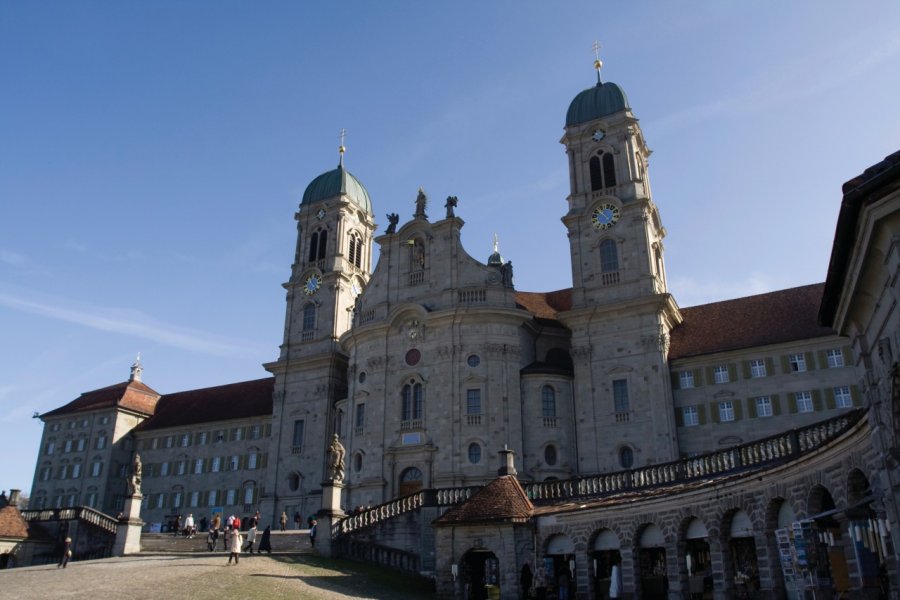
<box><xmin>258</xmin><ymin>526</ymin><xmax>272</xmax><ymax>554</ymax></box>
<box><xmin>227</xmin><ymin>526</ymin><xmax>243</xmax><ymax>565</ymax></box>
<box><xmin>309</xmin><ymin>519</ymin><xmax>317</xmax><ymax>548</ymax></box>
<box><xmin>57</xmin><ymin>537</ymin><xmax>72</xmax><ymax>568</ymax></box>
<box><xmin>243</xmin><ymin>523</ymin><xmax>257</xmax><ymax>554</ymax></box>
<box><xmin>184</xmin><ymin>513</ymin><xmax>195</xmax><ymax>538</ymax></box>
<box><xmin>280</xmin><ymin>511</ymin><xmax>288</xmax><ymax>532</ymax></box>
<box><xmin>293</xmin><ymin>511</ymin><xmax>301</xmax><ymax>529</ymax></box>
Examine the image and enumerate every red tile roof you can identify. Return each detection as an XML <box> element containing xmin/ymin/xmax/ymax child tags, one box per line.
<box><xmin>669</xmin><ymin>283</ymin><xmax>834</xmax><ymax>360</ymax></box>
<box><xmin>41</xmin><ymin>380</ymin><xmax>160</xmax><ymax>419</ymax></box>
<box><xmin>515</xmin><ymin>289</ymin><xmax>572</xmax><ymax>320</ymax></box>
<box><xmin>434</xmin><ymin>475</ymin><xmax>533</xmax><ymax>525</ymax></box>
<box><xmin>136</xmin><ymin>377</ymin><xmax>274</xmax><ymax>431</ymax></box>
<box><xmin>0</xmin><ymin>506</ymin><xmax>28</xmax><ymax>539</ymax></box>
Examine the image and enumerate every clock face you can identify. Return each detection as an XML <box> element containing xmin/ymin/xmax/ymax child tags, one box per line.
<box><xmin>304</xmin><ymin>274</ymin><xmax>321</xmax><ymax>295</ymax></box>
<box><xmin>592</xmin><ymin>129</ymin><xmax>605</xmax><ymax>142</ymax></box>
<box><xmin>591</xmin><ymin>204</ymin><xmax>620</xmax><ymax>230</ymax></box>
<box><xmin>316</xmin><ymin>208</ymin><xmax>326</xmax><ymax>220</ymax></box>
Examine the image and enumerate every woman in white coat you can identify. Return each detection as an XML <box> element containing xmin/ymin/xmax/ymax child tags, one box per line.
<box><xmin>228</xmin><ymin>527</ymin><xmax>243</xmax><ymax>565</ymax></box>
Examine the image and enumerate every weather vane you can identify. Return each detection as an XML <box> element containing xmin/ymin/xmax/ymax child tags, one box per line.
<box><xmin>592</xmin><ymin>40</ymin><xmax>603</xmax><ymax>82</ymax></box>
<box><xmin>339</xmin><ymin>128</ymin><xmax>347</xmax><ymax>166</ymax></box>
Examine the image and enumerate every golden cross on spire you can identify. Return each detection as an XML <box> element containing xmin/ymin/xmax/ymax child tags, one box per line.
<box><xmin>493</xmin><ymin>232</ymin><xmax>499</xmax><ymax>253</ymax></box>
<box><xmin>339</xmin><ymin>128</ymin><xmax>347</xmax><ymax>166</ymax></box>
<box><xmin>592</xmin><ymin>40</ymin><xmax>603</xmax><ymax>82</ymax></box>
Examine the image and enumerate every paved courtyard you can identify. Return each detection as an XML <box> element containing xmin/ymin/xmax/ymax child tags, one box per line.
<box><xmin>0</xmin><ymin>553</ymin><xmax>436</xmax><ymax>600</ymax></box>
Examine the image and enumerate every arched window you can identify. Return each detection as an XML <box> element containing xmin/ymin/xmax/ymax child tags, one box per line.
<box><xmin>468</xmin><ymin>443</ymin><xmax>482</xmax><ymax>464</ymax></box>
<box><xmin>619</xmin><ymin>446</ymin><xmax>634</xmax><ymax>469</ymax></box>
<box><xmin>398</xmin><ymin>466</ymin><xmax>424</xmax><ymax>496</ymax></box>
<box><xmin>288</xmin><ymin>472</ymin><xmax>301</xmax><ymax>492</ymax></box>
<box><xmin>308</xmin><ymin>229</ymin><xmax>327</xmax><ymax>262</ymax></box>
<box><xmin>401</xmin><ymin>381</ymin><xmax>424</xmax><ymax>421</ymax></box>
<box><xmin>353</xmin><ymin>452</ymin><xmax>363</xmax><ymax>473</ymax></box>
<box><xmin>541</xmin><ymin>385</ymin><xmax>557</xmax><ymax>417</ymax></box>
<box><xmin>302</xmin><ymin>304</ymin><xmax>316</xmax><ymax>332</ymax></box>
<box><xmin>544</xmin><ymin>444</ymin><xmax>558</xmax><ymax>466</ymax></box>
<box><xmin>589</xmin><ymin>151</ymin><xmax>617</xmax><ymax>190</ymax></box>
<box><xmin>348</xmin><ymin>232</ymin><xmax>362</xmax><ymax>268</ymax></box>
<box><xmin>599</xmin><ymin>239</ymin><xmax>619</xmax><ymax>272</ymax></box>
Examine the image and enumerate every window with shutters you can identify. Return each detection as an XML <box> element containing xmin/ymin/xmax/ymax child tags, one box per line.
<box><xmin>755</xmin><ymin>396</ymin><xmax>773</xmax><ymax>417</ymax></box>
<box><xmin>718</xmin><ymin>401</ymin><xmax>735</xmax><ymax>422</ymax></box>
<box><xmin>180</xmin><ymin>434</ymin><xmax>190</xmax><ymax>447</ymax></box>
<box><xmin>190</xmin><ymin>491</ymin><xmax>200</xmax><ymax>507</ymax></box>
<box><xmin>247</xmin><ymin>453</ymin><xmax>258</xmax><ymax>470</ymax></box>
<box><xmin>194</xmin><ymin>459</ymin><xmax>204</xmax><ymax>474</ymax></box>
<box><xmin>713</xmin><ymin>365</ymin><xmax>729</xmax><ymax>384</ymax></box>
<box><xmin>826</xmin><ymin>349</ymin><xmax>844</xmax><ymax>368</ymax></box>
<box><xmin>795</xmin><ymin>391</ymin><xmax>814</xmax><ymax>413</ymax></box>
<box><xmin>589</xmin><ymin>151</ymin><xmax>617</xmax><ymax>190</ymax></box>
<box><xmin>208</xmin><ymin>490</ymin><xmax>218</xmax><ymax>507</ymax></box>
<box><xmin>211</xmin><ymin>457</ymin><xmax>222</xmax><ymax>473</ymax></box>
<box><xmin>226</xmin><ymin>488</ymin><xmax>237</xmax><ymax>506</ymax></box>
<box><xmin>834</xmin><ymin>386</ymin><xmax>852</xmax><ymax>408</ymax></box>
<box><xmin>679</xmin><ymin>371</ymin><xmax>694</xmax><ymax>389</ymax></box>
<box><xmin>789</xmin><ymin>354</ymin><xmax>807</xmax><ymax>372</ymax></box>
<box><xmin>229</xmin><ymin>455</ymin><xmax>239</xmax><ymax>471</ymax></box>
<box><xmin>682</xmin><ymin>406</ymin><xmax>699</xmax><ymax>426</ymax></box>
<box><xmin>750</xmin><ymin>359</ymin><xmax>767</xmax><ymax>378</ymax></box>
<box><xmin>348</xmin><ymin>232</ymin><xmax>362</xmax><ymax>268</ymax></box>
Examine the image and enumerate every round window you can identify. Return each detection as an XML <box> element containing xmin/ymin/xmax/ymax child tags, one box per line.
<box><xmin>544</xmin><ymin>445</ymin><xmax>557</xmax><ymax>466</ymax></box>
<box><xmin>405</xmin><ymin>349</ymin><xmax>421</xmax><ymax>366</ymax></box>
<box><xmin>358</xmin><ymin>371</ymin><xmax>367</xmax><ymax>384</ymax></box>
<box><xmin>468</xmin><ymin>443</ymin><xmax>482</xmax><ymax>464</ymax></box>
<box><xmin>619</xmin><ymin>446</ymin><xmax>634</xmax><ymax>469</ymax></box>
<box><xmin>467</xmin><ymin>354</ymin><xmax>480</xmax><ymax>368</ymax></box>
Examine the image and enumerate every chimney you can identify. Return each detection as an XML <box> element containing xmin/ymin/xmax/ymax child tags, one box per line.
<box><xmin>498</xmin><ymin>445</ymin><xmax>517</xmax><ymax>476</ymax></box>
<box><xmin>8</xmin><ymin>489</ymin><xmax>20</xmax><ymax>507</ymax></box>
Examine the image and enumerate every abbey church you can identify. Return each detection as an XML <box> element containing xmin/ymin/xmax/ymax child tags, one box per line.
<box><xmin>26</xmin><ymin>56</ymin><xmax>900</xmax><ymax>599</ymax></box>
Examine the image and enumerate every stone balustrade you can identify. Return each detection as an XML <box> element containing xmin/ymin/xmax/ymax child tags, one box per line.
<box><xmin>22</xmin><ymin>505</ymin><xmax>119</xmax><ymax>534</ymax></box>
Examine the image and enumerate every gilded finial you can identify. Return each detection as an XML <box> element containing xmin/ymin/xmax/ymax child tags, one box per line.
<box><xmin>338</xmin><ymin>128</ymin><xmax>347</xmax><ymax>167</ymax></box>
<box><xmin>592</xmin><ymin>40</ymin><xmax>603</xmax><ymax>83</ymax></box>
<box><xmin>493</xmin><ymin>233</ymin><xmax>500</xmax><ymax>253</ymax></box>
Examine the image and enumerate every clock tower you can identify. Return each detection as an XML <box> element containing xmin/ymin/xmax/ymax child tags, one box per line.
<box><xmin>261</xmin><ymin>140</ymin><xmax>376</xmax><ymax>523</ymax></box>
<box><xmin>558</xmin><ymin>50</ymin><xmax>682</xmax><ymax>473</ymax></box>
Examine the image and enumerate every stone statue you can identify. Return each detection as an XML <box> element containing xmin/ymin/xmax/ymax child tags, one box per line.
<box><xmin>327</xmin><ymin>434</ymin><xmax>346</xmax><ymax>482</ymax></box>
<box><xmin>127</xmin><ymin>453</ymin><xmax>142</xmax><ymax>495</ymax></box>
<box><xmin>501</xmin><ymin>261</ymin><xmax>514</xmax><ymax>288</ymax></box>
<box><xmin>414</xmin><ymin>187</ymin><xmax>428</xmax><ymax>219</ymax></box>
<box><xmin>386</xmin><ymin>213</ymin><xmax>399</xmax><ymax>234</ymax></box>
<box><xmin>445</xmin><ymin>195</ymin><xmax>458</xmax><ymax>218</ymax></box>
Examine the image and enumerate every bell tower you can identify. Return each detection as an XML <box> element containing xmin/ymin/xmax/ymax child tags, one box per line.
<box><xmin>559</xmin><ymin>47</ymin><xmax>682</xmax><ymax>473</ymax></box>
<box><xmin>561</xmin><ymin>44</ymin><xmax>665</xmax><ymax>308</ymax></box>
<box><xmin>262</xmin><ymin>134</ymin><xmax>376</xmax><ymax>524</ymax></box>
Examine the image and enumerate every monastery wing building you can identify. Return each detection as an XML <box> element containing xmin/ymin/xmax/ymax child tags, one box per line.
<box><xmin>25</xmin><ymin>56</ymin><xmax>898</xmax><ymax>599</ymax></box>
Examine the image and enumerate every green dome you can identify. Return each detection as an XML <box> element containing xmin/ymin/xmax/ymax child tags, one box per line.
<box><xmin>301</xmin><ymin>165</ymin><xmax>372</xmax><ymax>214</ymax></box>
<box><xmin>565</xmin><ymin>81</ymin><xmax>630</xmax><ymax>127</ymax></box>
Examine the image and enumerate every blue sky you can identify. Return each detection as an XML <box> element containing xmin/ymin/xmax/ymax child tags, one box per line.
<box><xmin>2</xmin><ymin>2</ymin><xmax>899</xmax><ymax>494</ymax></box>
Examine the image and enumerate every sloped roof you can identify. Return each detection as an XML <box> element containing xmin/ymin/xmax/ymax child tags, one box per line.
<box><xmin>434</xmin><ymin>475</ymin><xmax>533</xmax><ymax>525</ymax></box>
<box><xmin>514</xmin><ymin>289</ymin><xmax>572</xmax><ymax>320</ymax></box>
<box><xmin>0</xmin><ymin>506</ymin><xmax>28</xmax><ymax>539</ymax></box>
<box><xmin>669</xmin><ymin>283</ymin><xmax>834</xmax><ymax>360</ymax></box>
<box><xmin>41</xmin><ymin>380</ymin><xmax>160</xmax><ymax>419</ymax></box>
<box><xmin>136</xmin><ymin>377</ymin><xmax>274</xmax><ymax>431</ymax></box>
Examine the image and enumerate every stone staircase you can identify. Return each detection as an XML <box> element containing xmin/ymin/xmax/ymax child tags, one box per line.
<box><xmin>140</xmin><ymin>530</ymin><xmax>314</xmax><ymax>555</ymax></box>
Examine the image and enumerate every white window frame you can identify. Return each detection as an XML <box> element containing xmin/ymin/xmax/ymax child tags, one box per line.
<box><xmin>226</xmin><ymin>488</ymin><xmax>237</xmax><ymax>506</ymax></box>
<box><xmin>682</xmin><ymin>406</ymin><xmax>699</xmax><ymax>427</ymax></box>
<box><xmin>750</xmin><ymin>359</ymin><xmax>767</xmax><ymax>378</ymax></box>
<box><xmin>756</xmin><ymin>396</ymin><xmax>773</xmax><ymax>417</ymax></box>
<box><xmin>190</xmin><ymin>491</ymin><xmax>200</xmax><ymax>507</ymax></box>
<box><xmin>247</xmin><ymin>453</ymin><xmax>258</xmax><ymax>470</ymax></box>
<box><xmin>71</xmin><ymin>463</ymin><xmax>81</xmax><ymax>478</ymax></box>
<box><xmin>211</xmin><ymin>456</ymin><xmax>221</xmax><ymax>473</ymax></box>
<box><xmin>826</xmin><ymin>349</ymin><xmax>844</xmax><ymax>368</ymax></box>
<box><xmin>834</xmin><ymin>386</ymin><xmax>852</xmax><ymax>408</ymax></box>
<box><xmin>194</xmin><ymin>459</ymin><xmax>204</xmax><ymax>474</ymax></box>
<box><xmin>796</xmin><ymin>391</ymin><xmax>813</xmax><ymax>413</ymax></box>
<box><xmin>713</xmin><ymin>365</ymin><xmax>729</xmax><ymax>384</ymax></box>
<box><xmin>789</xmin><ymin>353</ymin><xmax>807</xmax><ymax>372</ymax></box>
<box><xmin>679</xmin><ymin>371</ymin><xmax>694</xmax><ymax>389</ymax></box>
<box><xmin>718</xmin><ymin>401</ymin><xmax>735</xmax><ymax>422</ymax></box>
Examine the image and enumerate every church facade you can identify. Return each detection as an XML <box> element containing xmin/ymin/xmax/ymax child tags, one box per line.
<box><xmin>30</xmin><ymin>58</ymin><xmax>864</xmax><ymax>556</ymax></box>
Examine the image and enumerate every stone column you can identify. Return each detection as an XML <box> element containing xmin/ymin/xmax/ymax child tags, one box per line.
<box><xmin>315</xmin><ymin>480</ymin><xmax>345</xmax><ymax>558</ymax></box>
<box><xmin>113</xmin><ymin>492</ymin><xmax>143</xmax><ymax>556</ymax></box>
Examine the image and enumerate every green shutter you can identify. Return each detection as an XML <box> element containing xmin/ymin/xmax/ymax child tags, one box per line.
<box><xmin>812</xmin><ymin>390</ymin><xmax>823</xmax><ymax>412</ymax></box>
<box><xmin>733</xmin><ymin>400</ymin><xmax>743</xmax><ymax>421</ymax></box>
<box><xmin>742</xmin><ymin>361</ymin><xmax>752</xmax><ymax>380</ymax></box>
<box><xmin>711</xmin><ymin>402</ymin><xmax>720</xmax><ymax>423</ymax></box>
<box><xmin>265</xmin><ymin>424</ymin><xmax>272</xmax><ymax>437</ymax></box>
<box><xmin>728</xmin><ymin>363</ymin><xmax>738</xmax><ymax>382</ymax></box>
<box><xmin>261</xmin><ymin>453</ymin><xmax>268</xmax><ymax>468</ymax></box>
<box><xmin>842</xmin><ymin>347</ymin><xmax>851</xmax><ymax>365</ymax></box>
<box><xmin>706</xmin><ymin>366</ymin><xmax>715</xmax><ymax>385</ymax></box>
<box><xmin>675</xmin><ymin>407</ymin><xmax>684</xmax><ymax>427</ymax></box>
<box><xmin>825</xmin><ymin>388</ymin><xmax>836</xmax><ymax>410</ymax></box>
<box><xmin>851</xmin><ymin>385</ymin><xmax>862</xmax><ymax>406</ymax></box>
<box><xmin>805</xmin><ymin>352</ymin><xmax>816</xmax><ymax>371</ymax></box>
<box><xmin>671</xmin><ymin>371</ymin><xmax>680</xmax><ymax>390</ymax></box>
<box><xmin>788</xmin><ymin>393</ymin><xmax>798</xmax><ymax>414</ymax></box>
<box><xmin>747</xmin><ymin>398</ymin><xmax>758</xmax><ymax>419</ymax></box>
<box><xmin>772</xmin><ymin>394</ymin><xmax>782</xmax><ymax>416</ymax></box>
<box><xmin>816</xmin><ymin>350</ymin><xmax>827</xmax><ymax>370</ymax></box>
<box><xmin>780</xmin><ymin>355</ymin><xmax>790</xmax><ymax>374</ymax></box>
<box><xmin>693</xmin><ymin>368</ymin><xmax>703</xmax><ymax>387</ymax></box>
<box><xmin>698</xmin><ymin>404</ymin><xmax>707</xmax><ymax>424</ymax></box>
<box><xmin>765</xmin><ymin>357</ymin><xmax>774</xmax><ymax>376</ymax></box>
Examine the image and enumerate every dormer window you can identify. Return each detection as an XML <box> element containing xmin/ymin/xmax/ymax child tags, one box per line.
<box><xmin>590</xmin><ymin>150</ymin><xmax>616</xmax><ymax>190</ymax></box>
